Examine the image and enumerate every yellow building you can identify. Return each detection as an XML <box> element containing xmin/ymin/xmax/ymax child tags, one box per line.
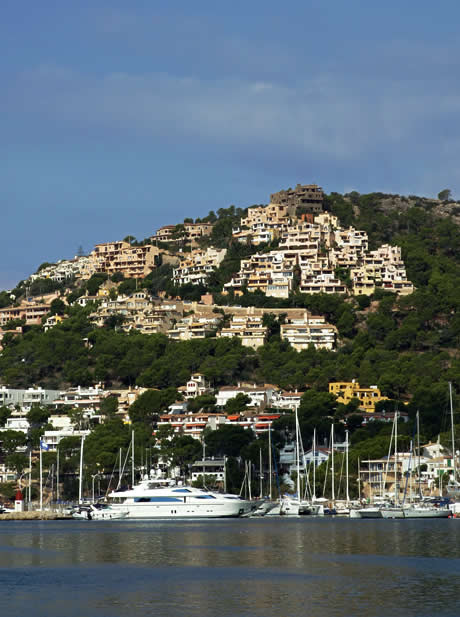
<box><xmin>329</xmin><ymin>380</ymin><xmax>389</xmax><ymax>413</ymax></box>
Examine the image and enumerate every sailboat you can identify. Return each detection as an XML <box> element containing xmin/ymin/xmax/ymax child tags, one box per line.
<box><xmin>379</xmin><ymin>410</ymin><xmax>451</xmax><ymax>519</ymax></box>
<box><xmin>72</xmin><ymin>435</ymin><xmax>127</xmax><ymax>521</ymax></box>
<box><xmin>446</xmin><ymin>382</ymin><xmax>460</xmax><ymax>499</ymax></box>
<box><xmin>280</xmin><ymin>408</ymin><xmax>302</xmax><ymax>515</ymax></box>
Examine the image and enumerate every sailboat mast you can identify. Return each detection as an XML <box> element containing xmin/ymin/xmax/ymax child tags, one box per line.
<box><xmin>39</xmin><ymin>443</ymin><xmax>43</xmax><ymax>511</ymax></box>
<box><xmin>79</xmin><ymin>435</ymin><xmax>85</xmax><ymax>504</ymax></box>
<box><xmin>56</xmin><ymin>445</ymin><xmax>60</xmax><ymax>504</ymax></box>
<box><xmin>268</xmin><ymin>423</ymin><xmax>273</xmax><ymax>500</ymax></box>
<box><xmin>345</xmin><ymin>429</ymin><xmax>350</xmax><ymax>504</ymax></box>
<box><xmin>417</xmin><ymin>410</ymin><xmax>421</xmax><ymax>499</ymax></box>
<box><xmin>331</xmin><ymin>424</ymin><xmax>335</xmax><ymax>502</ymax></box>
<box><xmin>312</xmin><ymin>428</ymin><xmax>316</xmax><ymax>501</ymax></box>
<box><xmin>259</xmin><ymin>448</ymin><xmax>263</xmax><ymax>499</ymax></box>
<box><xmin>295</xmin><ymin>409</ymin><xmax>301</xmax><ymax>501</ymax></box>
<box><xmin>394</xmin><ymin>410</ymin><xmax>399</xmax><ymax>504</ymax></box>
<box><xmin>449</xmin><ymin>382</ymin><xmax>456</xmax><ymax>482</ymax></box>
<box><xmin>131</xmin><ymin>430</ymin><xmax>135</xmax><ymax>487</ymax></box>
<box><xmin>358</xmin><ymin>457</ymin><xmax>361</xmax><ymax>501</ymax></box>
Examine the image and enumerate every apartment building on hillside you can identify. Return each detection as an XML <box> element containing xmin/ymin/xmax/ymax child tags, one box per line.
<box><xmin>270</xmin><ymin>183</ymin><xmax>324</xmax><ymax>214</ymax></box>
<box><xmin>81</xmin><ymin>241</ymin><xmax>160</xmax><ymax>279</ymax></box>
<box><xmin>280</xmin><ymin>313</ymin><xmax>337</xmax><ymax>351</ymax></box>
<box><xmin>29</xmin><ymin>256</ymin><xmax>92</xmax><ymax>283</ymax></box>
<box><xmin>173</xmin><ymin>247</ymin><xmax>227</xmax><ymax>286</ymax></box>
<box><xmin>217</xmin><ymin>315</ymin><xmax>268</xmax><ymax>349</ymax></box>
<box><xmin>0</xmin><ymin>301</ymin><xmax>52</xmax><ymax>326</ymax></box>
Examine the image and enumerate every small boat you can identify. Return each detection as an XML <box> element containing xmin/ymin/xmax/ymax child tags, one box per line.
<box><xmin>72</xmin><ymin>504</ymin><xmax>128</xmax><ymax>521</ymax></box>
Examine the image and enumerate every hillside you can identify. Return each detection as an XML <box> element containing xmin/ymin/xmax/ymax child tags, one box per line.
<box><xmin>1</xmin><ymin>189</ymin><xmax>460</xmax><ymax>448</ymax></box>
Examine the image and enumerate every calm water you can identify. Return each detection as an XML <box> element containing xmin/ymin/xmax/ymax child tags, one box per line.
<box><xmin>1</xmin><ymin>518</ymin><xmax>459</xmax><ymax>617</ymax></box>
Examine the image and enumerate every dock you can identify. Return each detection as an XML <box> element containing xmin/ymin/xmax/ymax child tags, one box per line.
<box><xmin>0</xmin><ymin>511</ymin><xmax>71</xmax><ymax>521</ymax></box>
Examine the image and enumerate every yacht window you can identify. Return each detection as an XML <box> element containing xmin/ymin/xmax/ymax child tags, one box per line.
<box><xmin>195</xmin><ymin>495</ymin><xmax>216</xmax><ymax>499</ymax></box>
<box><xmin>134</xmin><ymin>497</ymin><xmax>182</xmax><ymax>503</ymax></box>
<box><xmin>172</xmin><ymin>488</ymin><xmax>192</xmax><ymax>493</ymax></box>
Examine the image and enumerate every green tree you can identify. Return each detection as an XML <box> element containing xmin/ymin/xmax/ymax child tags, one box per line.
<box><xmin>26</xmin><ymin>404</ymin><xmax>51</xmax><ymax>427</ymax></box>
<box><xmin>5</xmin><ymin>452</ymin><xmax>28</xmax><ymax>474</ymax></box>
<box><xmin>129</xmin><ymin>388</ymin><xmax>179</xmax><ymax>426</ymax></box>
<box><xmin>100</xmin><ymin>396</ymin><xmax>119</xmax><ymax>417</ymax></box>
<box><xmin>437</xmin><ymin>189</ymin><xmax>451</xmax><ymax>201</ymax></box>
<box><xmin>224</xmin><ymin>393</ymin><xmax>251</xmax><ymax>414</ymax></box>
<box><xmin>187</xmin><ymin>394</ymin><xmax>217</xmax><ymax>413</ymax></box>
<box><xmin>0</xmin><ymin>406</ymin><xmax>12</xmax><ymax>427</ymax></box>
<box><xmin>49</xmin><ymin>298</ymin><xmax>66</xmax><ymax>316</ymax></box>
<box><xmin>0</xmin><ymin>430</ymin><xmax>27</xmax><ymax>455</ymax></box>
<box><xmin>205</xmin><ymin>424</ymin><xmax>254</xmax><ymax>457</ymax></box>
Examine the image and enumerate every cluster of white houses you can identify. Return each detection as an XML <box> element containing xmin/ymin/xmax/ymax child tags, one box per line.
<box><xmin>172</xmin><ymin>247</ymin><xmax>227</xmax><ymax>286</ymax></box>
<box><xmin>227</xmin><ymin>210</ymin><xmax>413</xmax><ymax>298</ymax></box>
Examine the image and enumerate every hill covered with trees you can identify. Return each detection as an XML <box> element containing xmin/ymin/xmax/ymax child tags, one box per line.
<box><xmin>1</xmin><ymin>189</ymin><xmax>460</xmax><ymax>488</ymax></box>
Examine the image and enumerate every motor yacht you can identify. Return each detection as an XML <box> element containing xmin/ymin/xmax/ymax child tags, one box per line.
<box><xmin>107</xmin><ymin>476</ymin><xmax>253</xmax><ymax>519</ymax></box>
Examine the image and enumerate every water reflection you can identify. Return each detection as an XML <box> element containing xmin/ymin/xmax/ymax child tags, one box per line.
<box><xmin>0</xmin><ymin>519</ymin><xmax>459</xmax><ymax>617</ymax></box>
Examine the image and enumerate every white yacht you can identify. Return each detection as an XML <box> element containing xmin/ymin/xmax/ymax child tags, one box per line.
<box><xmin>107</xmin><ymin>476</ymin><xmax>253</xmax><ymax>519</ymax></box>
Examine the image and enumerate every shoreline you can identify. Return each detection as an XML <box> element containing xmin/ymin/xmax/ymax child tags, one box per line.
<box><xmin>0</xmin><ymin>511</ymin><xmax>71</xmax><ymax>521</ymax></box>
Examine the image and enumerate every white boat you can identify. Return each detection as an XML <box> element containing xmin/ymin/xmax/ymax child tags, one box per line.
<box><xmin>357</xmin><ymin>506</ymin><xmax>383</xmax><ymax>518</ymax></box>
<box><xmin>107</xmin><ymin>477</ymin><xmax>253</xmax><ymax>519</ymax></box>
<box><xmin>72</xmin><ymin>504</ymin><xmax>128</xmax><ymax>521</ymax></box>
<box><xmin>280</xmin><ymin>497</ymin><xmax>300</xmax><ymax>516</ymax></box>
<box><xmin>380</xmin><ymin>506</ymin><xmax>405</xmax><ymax>519</ymax></box>
<box><xmin>402</xmin><ymin>505</ymin><xmax>451</xmax><ymax>519</ymax></box>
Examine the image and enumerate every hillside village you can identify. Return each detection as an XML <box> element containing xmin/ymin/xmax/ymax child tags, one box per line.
<box><xmin>0</xmin><ymin>182</ymin><xmax>459</xmax><ymax>503</ymax></box>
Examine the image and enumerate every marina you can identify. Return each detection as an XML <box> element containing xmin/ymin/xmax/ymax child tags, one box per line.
<box><xmin>1</xmin><ymin>517</ymin><xmax>459</xmax><ymax>617</ymax></box>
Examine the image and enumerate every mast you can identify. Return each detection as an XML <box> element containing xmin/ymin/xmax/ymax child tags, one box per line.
<box><xmin>268</xmin><ymin>422</ymin><xmax>273</xmax><ymax>500</ymax></box>
<box><xmin>449</xmin><ymin>382</ymin><xmax>456</xmax><ymax>484</ymax></box>
<box><xmin>28</xmin><ymin>449</ymin><xmax>32</xmax><ymax>510</ymax></box>
<box><xmin>394</xmin><ymin>410</ymin><xmax>399</xmax><ymax>504</ymax></box>
<box><xmin>79</xmin><ymin>435</ymin><xmax>85</xmax><ymax>505</ymax></box>
<box><xmin>358</xmin><ymin>457</ymin><xmax>361</xmax><ymax>501</ymax></box>
<box><xmin>331</xmin><ymin>424</ymin><xmax>335</xmax><ymax>502</ymax></box>
<box><xmin>131</xmin><ymin>430</ymin><xmax>135</xmax><ymax>487</ymax></box>
<box><xmin>312</xmin><ymin>428</ymin><xmax>316</xmax><ymax>501</ymax></box>
<box><xmin>248</xmin><ymin>460</ymin><xmax>252</xmax><ymax>501</ymax></box>
<box><xmin>56</xmin><ymin>445</ymin><xmax>60</xmax><ymax>505</ymax></box>
<box><xmin>259</xmin><ymin>448</ymin><xmax>263</xmax><ymax>499</ymax></box>
<box><xmin>39</xmin><ymin>442</ymin><xmax>43</xmax><ymax>511</ymax></box>
<box><xmin>295</xmin><ymin>408</ymin><xmax>301</xmax><ymax>502</ymax></box>
<box><xmin>417</xmin><ymin>410</ymin><xmax>421</xmax><ymax>499</ymax></box>
<box><xmin>345</xmin><ymin>429</ymin><xmax>350</xmax><ymax>505</ymax></box>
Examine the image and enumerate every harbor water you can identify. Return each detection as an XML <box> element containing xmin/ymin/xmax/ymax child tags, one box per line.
<box><xmin>1</xmin><ymin>517</ymin><xmax>460</xmax><ymax>617</ymax></box>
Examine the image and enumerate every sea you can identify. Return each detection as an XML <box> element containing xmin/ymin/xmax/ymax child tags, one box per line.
<box><xmin>1</xmin><ymin>517</ymin><xmax>459</xmax><ymax>617</ymax></box>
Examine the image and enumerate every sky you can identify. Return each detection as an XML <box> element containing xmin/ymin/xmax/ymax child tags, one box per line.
<box><xmin>2</xmin><ymin>0</ymin><xmax>460</xmax><ymax>289</ymax></box>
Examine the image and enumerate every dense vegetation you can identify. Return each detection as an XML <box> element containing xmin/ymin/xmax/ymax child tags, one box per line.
<box><xmin>2</xmin><ymin>192</ymin><xmax>460</xmax><ymax>499</ymax></box>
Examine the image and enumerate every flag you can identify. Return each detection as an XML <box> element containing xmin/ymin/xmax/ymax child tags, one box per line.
<box><xmin>40</xmin><ymin>440</ymin><xmax>50</xmax><ymax>451</ymax></box>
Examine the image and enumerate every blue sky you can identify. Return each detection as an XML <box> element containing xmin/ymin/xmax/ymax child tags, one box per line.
<box><xmin>2</xmin><ymin>0</ymin><xmax>460</xmax><ymax>289</ymax></box>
